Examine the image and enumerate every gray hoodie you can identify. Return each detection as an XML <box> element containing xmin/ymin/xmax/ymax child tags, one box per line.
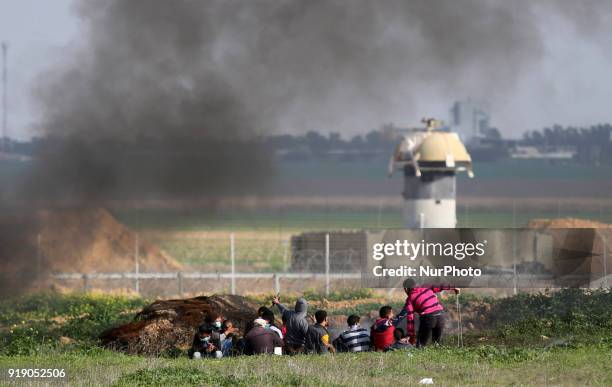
<box><xmin>276</xmin><ymin>298</ymin><xmax>308</xmax><ymax>346</ymax></box>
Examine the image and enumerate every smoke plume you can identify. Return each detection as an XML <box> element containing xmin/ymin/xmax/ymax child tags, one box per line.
<box><xmin>18</xmin><ymin>0</ymin><xmax>611</xmax><ymax>202</ymax></box>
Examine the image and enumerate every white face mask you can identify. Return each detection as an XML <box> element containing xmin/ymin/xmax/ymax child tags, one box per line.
<box><xmin>213</xmin><ymin>321</ymin><xmax>222</xmax><ymax>329</ymax></box>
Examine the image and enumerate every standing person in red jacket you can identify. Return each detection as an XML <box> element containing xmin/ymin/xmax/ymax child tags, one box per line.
<box><xmin>394</xmin><ymin>278</ymin><xmax>459</xmax><ymax>347</ymax></box>
<box><xmin>371</xmin><ymin>305</ymin><xmax>396</xmax><ymax>351</ymax></box>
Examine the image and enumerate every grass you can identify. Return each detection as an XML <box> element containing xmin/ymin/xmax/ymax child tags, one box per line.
<box><xmin>1</xmin><ymin>289</ymin><xmax>611</xmax><ymax>385</ymax></box>
<box><xmin>0</xmin><ymin>292</ymin><xmax>149</xmax><ymax>356</ymax></box>
<box><xmin>149</xmin><ymin>231</ymin><xmax>290</xmax><ymax>272</ymax></box>
<box><xmin>1</xmin><ymin>344</ymin><xmax>610</xmax><ymax>385</ymax></box>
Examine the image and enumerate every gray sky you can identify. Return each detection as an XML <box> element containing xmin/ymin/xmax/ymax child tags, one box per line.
<box><xmin>0</xmin><ymin>0</ymin><xmax>77</xmax><ymax>140</ymax></box>
<box><xmin>1</xmin><ymin>1</ymin><xmax>612</xmax><ymax>140</ymax></box>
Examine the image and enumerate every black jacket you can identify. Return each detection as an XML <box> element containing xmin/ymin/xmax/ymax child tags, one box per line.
<box><xmin>305</xmin><ymin>323</ymin><xmax>330</xmax><ymax>354</ymax></box>
<box><xmin>189</xmin><ymin>334</ymin><xmax>215</xmax><ymax>358</ymax></box>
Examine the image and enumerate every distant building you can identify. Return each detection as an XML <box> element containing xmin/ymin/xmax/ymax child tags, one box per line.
<box><xmin>510</xmin><ymin>145</ymin><xmax>576</xmax><ymax>160</ymax></box>
<box><xmin>449</xmin><ymin>99</ymin><xmax>509</xmax><ymax>162</ymax></box>
<box><xmin>449</xmin><ymin>98</ymin><xmax>491</xmax><ymax>144</ymax></box>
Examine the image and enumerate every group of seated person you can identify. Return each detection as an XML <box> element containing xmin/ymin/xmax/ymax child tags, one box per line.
<box><xmin>189</xmin><ymin>296</ymin><xmax>414</xmax><ymax>358</ymax></box>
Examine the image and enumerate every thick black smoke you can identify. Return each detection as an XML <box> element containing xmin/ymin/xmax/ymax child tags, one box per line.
<box><xmin>21</xmin><ymin>0</ymin><xmax>610</xmax><ymax>202</ymax></box>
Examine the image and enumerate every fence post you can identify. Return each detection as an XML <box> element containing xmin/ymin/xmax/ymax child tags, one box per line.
<box><xmin>377</xmin><ymin>199</ymin><xmax>383</xmax><ymax>228</ymax></box>
<box><xmin>134</xmin><ymin>233</ymin><xmax>140</xmax><ymax>294</ymax></box>
<box><xmin>512</xmin><ymin>231</ymin><xmax>517</xmax><ymax>295</ymax></box>
<box><xmin>178</xmin><ymin>272</ymin><xmax>184</xmax><ymax>297</ymax></box>
<box><xmin>604</xmin><ymin>233</ymin><xmax>608</xmax><ymax>288</ymax></box>
<box><xmin>282</xmin><ymin>239</ymin><xmax>289</xmax><ymax>272</ymax></box>
<box><xmin>83</xmin><ymin>274</ymin><xmax>89</xmax><ymax>292</ymax></box>
<box><xmin>36</xmin><ymin>233</ymin><xmax>42</xmax><ymax>278</ymax></box>
<box><xmin>325</xmin><ymin>233</ymin><xmax>330</xmax><ymax>296</ymax></box>
<box><xmin>230</xmin><ymin>233</ymin><xmax>236</xmax><ymax>295</ymax></box>
<box><xmin>274</xmin><ymin>273</ymin><xmax>280</xmax><ymax>294</ymax></box>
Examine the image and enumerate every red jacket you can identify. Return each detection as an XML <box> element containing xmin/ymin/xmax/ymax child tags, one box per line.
<box><xmin>370</xmin><ymin>318</ymin><xmax>395</xmax><ymax>351</ymax></box>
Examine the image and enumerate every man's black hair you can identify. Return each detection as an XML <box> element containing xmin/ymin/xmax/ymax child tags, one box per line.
<box><xmin>403</xmin><ymin>278</ymin><xmax>416</xmax><ymax>290</ymax></box>
<box><xmin>379</xmin><ymin>305</ymin><xmax>393</xmax><ymax>318</ymax></box>
<box><xmin>347</xmin><ymin>314</ymin><xmax>360</xmax><ymax>326</ymax></box>
<box><xmin>198</xmin><ymin>323</ymin><xmax>213</xmax><ymax>334</ymax></box>
<box><xmin>261</xmin><ymin>309</ymin><xmax>275</xmax><ymax>324</ymax></box>
<box><xmin>315</xmin><ymin>310</ymin><xmax>327</xmax><ymax>324</ymax></box>
<box><xmin>204</xmin><ymin>312</ymin><xmax>221</xmax><ymax>324</ymax></box>
<box><xmin>258</xmin><ymin>306</ymin><xmax>271</xmax><ymax>316</ymax></box>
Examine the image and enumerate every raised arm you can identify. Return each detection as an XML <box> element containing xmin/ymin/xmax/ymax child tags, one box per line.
<box><xmin>394</xmin><ymin>298</ymin><xmax>416</xmax><ymax>341</ymax></box>
<box><xmin>430</xmin><ymin>284</ymin><xmax>459</xmax><ymax>294</ymax></box>
<box><xmin>272</xmin><ymin>296</ymin><xmax>288</xmax><ymax>315</ymax></box>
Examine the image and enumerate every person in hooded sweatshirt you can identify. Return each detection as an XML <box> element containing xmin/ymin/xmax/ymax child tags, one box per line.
<box><xmin>272</xmin><ymin>295</ymin><xmax>308</xmax><ymax>355</ymax></box>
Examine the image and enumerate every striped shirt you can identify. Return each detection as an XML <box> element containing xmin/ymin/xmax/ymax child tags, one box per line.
<box><xmin>396</xmin><ymin>285</ymin><xmax>456</xmax><ymax>339</ymax></box>
<box><xmin>337</xmin><ymin>325</ymin><xmax>370</xmax><ymax>352</ymax></box>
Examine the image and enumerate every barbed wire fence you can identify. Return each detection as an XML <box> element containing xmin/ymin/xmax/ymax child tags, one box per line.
<box><xmin>47</xmin><ymin>232</ymin><xmax>366</xmax><ymax>297</ymax></box>
<box><xmin>24</xmin><ymin>199</ymin><xmax>612</xmax><ymax>297</ymax></box>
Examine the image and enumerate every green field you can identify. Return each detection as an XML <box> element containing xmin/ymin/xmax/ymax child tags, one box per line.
<box><xmin>115</xmin><ymin>207</ymin><xmax>612</xmax><ymax>232</ymax></box>
<box><xmin>1</xmin><ymin>289</ymin><xmax>610</xmax><ymax>386</ymax></box>
<box><xmin>273</xmin><ymin>158</ymin><xmax>612</xmax><ymax>181</ymax></box>
<box><xmin>112</xmin><ymin>206</ymin><xmax>612</xmax><ymax>272</ymax></box>
<box><xmin>4</xmin><ymin>158</ymin><xmax>612</xmax><ymax>185</ymax></box>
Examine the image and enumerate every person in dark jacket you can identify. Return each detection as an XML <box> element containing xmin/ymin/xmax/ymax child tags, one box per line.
<box><xmin>272</xmin><ymin>296</ymin><xmax>308</xmax><ymax>354</ymax></box>
<box><xmin>203</xmin><ymin>312</ymin><xmax>226</xmax><ymax>351</ymax></box>
<box><xmin>306</xmin><ymin>310</ymin><xmax>334</xmax><ymax>354</ymax></box>
<box><xmin>384</xmin><ymin>327</ymin><xmax>414</xmax><ymax>352</ymax></box>
<box><xmin>189</xmin><ymin>323</ymin><xmax>217</xmax><ymax>359</ymax></box>
<box><xmin>261</xmin><ymin>309</ymin><xmax>284</xmax><ymax>339</ymax></box>
<box><xmin>244</xmin><ymin>318</ymin><xmax>283</xmax><ymax>355</ymax></box>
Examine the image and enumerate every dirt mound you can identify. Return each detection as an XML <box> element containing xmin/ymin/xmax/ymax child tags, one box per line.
<box><xmin>38</xmin><ymin>207</ymin><xmax>181</xmax><ymax>272</ymax></box>
<box><xmin>1</xmin><ymin>208</ymin><xmax>181</xmax><ymax>275</ymax></box>
<box><xmin>528</xmin><ymin>217</ymin><xmax>612</xmax><ymax>229</ymax></box>
<box><xmin>100</xmin><ymin>294</ymin><xmax>258</xmax><ymax>354</ymax></box>
<box><xmin>0</xmin><ymin>207</ymin><xmax>181</xmax><ymax>294</ymax></box>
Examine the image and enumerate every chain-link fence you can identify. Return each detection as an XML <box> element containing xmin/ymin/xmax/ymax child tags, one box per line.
<box><xmin>10</xmin><ymin>198</ymin><xmax>612</xmax><ymax>297</ymax></box>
